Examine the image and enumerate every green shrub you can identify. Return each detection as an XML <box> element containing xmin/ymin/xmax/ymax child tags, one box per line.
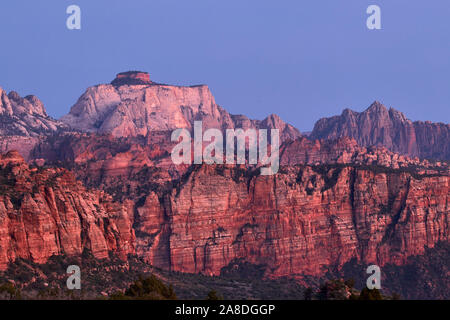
<box><xmin>0</xmin><ymin>283</ymin><xmax>22</xmax><ymax>300</ymax></box>
<box><xmin>122</xmin><ymin>275</ymin><xmax>177</xmax><ymax>300</ymax></box>
<box><xmin>206</xmin><ymin>290</ymin><xmax>223</xmax><ymax>300</ymax></box>
<box><xmin>358</xmin><ymin>287</ymin><xmax>383</xmax><ymax>300</ymax></box>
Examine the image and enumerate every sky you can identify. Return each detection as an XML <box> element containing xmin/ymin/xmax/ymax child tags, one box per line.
<box><xmin>0</xmin><ymin>0</ymin><xmax>449</xmax><ymax>131</ymax></box>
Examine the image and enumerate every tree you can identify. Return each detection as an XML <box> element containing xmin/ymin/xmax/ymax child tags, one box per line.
<box><xmin>206</xmin><ymin>290</ymin><xmax>223</xmax><ymax>300</ymax></box>
<box><xmin>344</xmin><ymin>279</ymin><xmax>355</xmax><ymax>289</ymax></box>
<box><xmin>390</xmin><ymin>292</ymin><xmax>402</xmax><ymax>300</ymax></box>
<box><xmin>111</xmin><ymin>275</ymin><xmax>177</xmax><ymax>300</ymax></box>
<box><xmin>303</xmin><ymin>287</ymin><xmax>313</xmax><ymax>300</ymax></box>
<box><xmin>359</xmin><ymin>287</ymin><xmax>383</xmax><ymax>300</ymax></box>
<box><xmin>0</xmin><ymin>283</ymin><xmax>22</xmax><ymax>300</ymax></box>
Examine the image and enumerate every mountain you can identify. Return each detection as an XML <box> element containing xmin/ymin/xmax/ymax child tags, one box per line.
<box><xmin>0</xmin><ymin>73</ymin><xmax>448</xmax><ymax>299</ymax></box>
<box><xmin>0</xmin><ymin>87</ymin><xmax>65</xmax><ymax>137</ymax></box>
<box><xmin>61</xmin><ymin>71</ymin><xmax>301</xmax><ymax>141</ymax></box>
<box><xmin>0</xmin><ymin>87</ymin><xmax>67</xmax><ymax>160</ymax></box>
<box><xmin>0</xmin><ymin>151</ymin><xmax>135</xmax><ymax>270</ymax></box>
<box><xmin>0</xmin><ymin>143</ymin><xmax>448</xmax><ymax>280</ymax></box>
<box><xmin>22</xmin><ymin>128</ymin><xmax>450</xmax><ymax>278</ymax></box>
<box><xmin>310</xmin><ymin>101</ymin><xmax>450</xmax><ymax>160</ymax></box>
<box><xmin>138</xmin><ymin>162</ymin><xmax>448</xmax><ymax>277</ymax></box>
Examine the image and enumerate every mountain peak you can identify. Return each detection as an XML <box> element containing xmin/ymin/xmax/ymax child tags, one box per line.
<box><xmin>60</xmin><ymin>74</ymin><xmax>301</xmax><ymax>140</ymax></box>
<box><xmin>366</xmin><ymin>101</ymin><xmax>387</xmax><ymax>113</ymax></box>
<box><xmin>311</xmin><ymin>101</ymin><xmax>450</xmax><ymax>159</ymax></box>
<box><xmin>0</xmin><ymin>88</ymin><xmax>65</xmax><ymax>139</ymax></box>
<box><xmin>7</xmin><ymin>91</ymin><xmax>22</xmax><ymax>102</ymax></box>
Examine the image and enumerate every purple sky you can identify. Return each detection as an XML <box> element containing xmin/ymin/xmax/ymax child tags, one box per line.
<box><xmin>0</xmin><ymin>0</ymin><xmax>449</xmax><ymax>131</ymax></box>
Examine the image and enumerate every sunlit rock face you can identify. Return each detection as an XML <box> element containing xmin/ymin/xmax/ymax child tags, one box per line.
<box><xmin>135</xmin><ymin>162</ymin><xmax>449</xmax><ymax>277</ymax></box>
<box><xmin>0</xmin><ymin>151</ymin><xmax>135</xmax><ymax>270</ymax></box>
<box><xmin>0</xmin><ymin>87</ymin><xmax>67</xmax><ymax>160</ymax></box>
<box><xmin>60</xmin><ymin>71</ymin><xmax>301</xmax><ymax>141</ymax></box>
<box><xmin>0</xmin><ymin>87</ymin><xmax>65</xmax><ymax>136</ymax></box>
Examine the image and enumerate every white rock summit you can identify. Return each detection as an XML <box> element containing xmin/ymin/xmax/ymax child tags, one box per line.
<box><xmin>0</xmin><ymin>87</ymin><xmax>65</xmax><ymax>136</ymax></box>
<box><xmin>60</xmin><ymin>71</ymin><xmax>301</xmax><ymax>140</ymax></box>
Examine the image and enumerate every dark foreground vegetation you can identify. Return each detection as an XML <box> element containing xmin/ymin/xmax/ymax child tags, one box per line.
<box><xmin>0</xmin><ymin>242</ymin><xmax>448</xmax><ymax>300</ymax></box>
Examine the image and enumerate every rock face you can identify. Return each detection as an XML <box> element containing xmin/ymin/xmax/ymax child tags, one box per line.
<box><xmin>135</xmin><ymin>163</ymin><xmax>448</xmax><ymax>277</ymax></box>
<box><xmin>279</xmin><ymin>136</ymin><xmax>448</xmax><ymax>170</ymax></box>
<box><xmin>0</xmin><ymin>151</ymin><xmax>135</xmax><ymax>270</ymax></box>
<box><xmin>310</xmin><ymin>101</ymin><xmax>450</xmax><ymax>160</ymax></box>
<box><xmin>0</xmin><ymin>87</ymin><xmax>67</xmax><ymax>160</ymax></box>
<box><xmin>0</xmin><ymin>87</ymin><xmax>65</xmax><ymax>137</ymax></box>
<box><xmin>60</xmin><ymin>72</ymin><xmax>301</xmax><ymax>141</ymax></box>
<box><xmin>21</xmin><ymin>129</ymin><xmax>450</xmax><ymax>278</ymax></box>
<box><xmin>414</xmin><ymin>120</ymin><xmax>450</xmax><ymax>160</ymax></box>
<box><xmin>0</xmin><ymin>136</ymin><xmax>41</xmax><ymax>162</ymax></box>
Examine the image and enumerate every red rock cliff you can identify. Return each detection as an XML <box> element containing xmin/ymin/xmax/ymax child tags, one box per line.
<box><xmin>28</xmin><ymin>133</ymin><xmax>449</xmax><ymax>277</ymax></box>
<box><xmin>0</xmin><ymin>151</ymin><xmax>135</xmax><ymax>270</ymax></box>
<box><xmin>135</xmin><ymin>163</ymin><xmax>449</xmax><ymax>277</ymax></box>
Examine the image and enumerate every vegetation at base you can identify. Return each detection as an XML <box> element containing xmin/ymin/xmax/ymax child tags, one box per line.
<box><xmin>0</xmin><ymin>282</ymin><xmax>22</xmax><ymax>300</ymax></box>
<box><xmin>206</xmin><ymin>290</ymin><xmax>223</xmax><ymax>300</ymax></box>
<box><xmin>357</xmin><ymin>287</ymin><xmax>384</xmax><ymax>300</ymax></box>
<box><xmin>110</xmin><ymin>275</ymin><xmax>177</xmax><ymax>300</ymax></box>
<box><xmin>325</xmin><ymin>241</ymin><xmax>450</xmax><ymax>300</ymax></box>
<box><xmin>305</xmin><ymin>279</ymin><xmax>398</xmax><ymax>300</ymax></box>
<box><xmin>0</xmin><ymin>250</ymin><xmax>155</xmax><ymax>299</ymax></box>
<box><xmin>0</xmin><ymin>242</ymin><xmax>447</xmax><ymax>300</ymax></box>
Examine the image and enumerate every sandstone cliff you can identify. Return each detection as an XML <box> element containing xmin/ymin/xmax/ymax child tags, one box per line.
<box><xmin>133</xmin><ymin>163</ymin><xmax>448</xmax><ymax>277</ymax></box>
<box><xmin>29</xmin><ymin>132</ymin><xmax>448</xmax><ymax>278</ymax></box>
<box><xmin>310</xmin><ymin>101</ymin><xmax>450</xmax><ymax>160</ymax></box>
<box><xmin>0</xmin><ymin>151</ymin><xmax>135</xmax><ymax>270</ymax></box>
<box><xmin>7</xmin><ymin>125</ymin><xmax>444</xmax><ymax>279</ymax></box>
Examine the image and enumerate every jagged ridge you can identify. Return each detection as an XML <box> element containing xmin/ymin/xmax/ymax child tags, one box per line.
<box><xmin>311</xmin><ymin>101</ymin><xmax>450</xmax><ymax>160</ymax></box>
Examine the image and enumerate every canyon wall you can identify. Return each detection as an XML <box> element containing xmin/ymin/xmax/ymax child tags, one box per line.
<box><xmin>135</xmin><ymin>164</ymin><xmax>448</xmax><ymax>277</ymax></box>
<box><xmin>0</xmin><ymin>151</ymin><xmax>135</xmax><ymax>270</ymax></box>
